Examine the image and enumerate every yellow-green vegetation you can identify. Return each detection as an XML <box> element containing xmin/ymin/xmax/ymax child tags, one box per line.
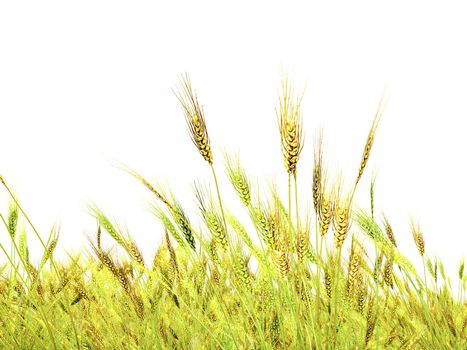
<box><xmin>1</xmin><ymin>76</ymin><xmax>466</xmax><ymax>349</ymax></box>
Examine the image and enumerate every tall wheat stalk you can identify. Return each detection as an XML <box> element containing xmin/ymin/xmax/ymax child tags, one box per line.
<box><xmin>277</xmin><ymin>76</ymin><xmax>304</xmax><ymax>231</ymax></box>
<box><xmin>173</xmin><ymin>74</ymin><xmax>228</xmax><ymax>234</ymax></box>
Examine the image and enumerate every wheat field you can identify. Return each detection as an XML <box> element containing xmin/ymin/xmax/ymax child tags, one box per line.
<box><xmin>0</xmin><ymin>75</ymin><xmax>466</xmax><ymax>349</ymax></box>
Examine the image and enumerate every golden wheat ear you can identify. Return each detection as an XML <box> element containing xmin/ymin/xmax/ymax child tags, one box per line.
<box><xmin>410</xmin><ymin>219</ymin><xmax>425</xmax><ymax>257</ymax></box>
<box><xmin>381</xmin><ymin>213</ymin><xmax>397</xmax><ymax>247</ymax></box>
<box><xmin>277</xmin><ymin>76</ymin><xmax>304</xmax><ymax>177</ymax></box>
<box><xmin>312</xmin><ymin>129</ymin><xmax>323</xmax><ymax>215</ymax></box>
<box><xmin>354</xmin><ymin>93</ymin><xmax>387</xmax><ymax>191</ymax></box>
<box><xmin>332</xmin><ymin>178</ymin><xmax>352</xmax><ymax>249</ymax></box>
<box><xmin>173</xmin><ymin>73</ymin><xmax>213</xmax><ymax>164</ymax></box>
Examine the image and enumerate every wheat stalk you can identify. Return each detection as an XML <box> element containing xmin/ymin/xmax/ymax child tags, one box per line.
<box><xmin>277</xmin><ymin>75</ymin><xmax>304</xmax><ymax>231</ymax></box>
<box><xmin>174</xmin><ymin>74</ymin><xmax>228</xmax><ymax>237</ymax></box>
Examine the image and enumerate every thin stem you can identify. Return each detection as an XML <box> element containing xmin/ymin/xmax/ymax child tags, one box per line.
<box><xmin>288</xmin><ymin>173</ymin><xmax>292</xmax><ymax>221</ymax></box>
<box><xmin>210</xmin><ymin>165</ymin><xmax>228</xmax><ymax>235</ymax></box>
<box><xmin>294</xmin><ymin>174</ymin><xmax>299</xmax><ymax>233</ymax></box>
<box><xmin>423</xmin><ymin>255</ymin><xmax>427</xmax><ymax>298</ymax></box>
<box><xmin>374</xmin><ymin>239</ymin><xmax>380</xmax><ymax>346</ymax></box>
<box><xmin>332</xmin><ymin>247</ymin><xmax>342</xmax><ymax>345</ymax></box>
<box><xmin>0</xmin><ymin>180</ymin><xmax>80</xmax><ymax>350</ymax></box>
<box><xmin>315</xmin><ymin>215</ymin><xmax>321</xmax><ymax>326</ymax></box>
<box><xmin>0</xmin><ymin>214</ymin><xmax>59</xmax><ymax>350</ymax></box>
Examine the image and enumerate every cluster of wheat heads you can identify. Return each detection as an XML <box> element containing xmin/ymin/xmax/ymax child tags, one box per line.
<box><xmin>0</xmin><ymin>76</ymin><xmax>466</xmax><ymax>349</ymax></box>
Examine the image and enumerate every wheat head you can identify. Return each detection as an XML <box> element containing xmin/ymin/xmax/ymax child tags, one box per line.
<box><xmin>174</xmin><ymin>73</ymin><xmax>213</xmax><ymax>164</ymax></box>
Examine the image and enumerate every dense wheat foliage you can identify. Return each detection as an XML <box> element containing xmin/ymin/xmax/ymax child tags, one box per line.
<box><xmin>0</xmin><ymin>76</ymin><xmax>466</xmax><ymax>349</ymax></box>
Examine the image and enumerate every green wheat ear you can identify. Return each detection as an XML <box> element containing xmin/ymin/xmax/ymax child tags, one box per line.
<box><xmin>88</xmin><ymin>204</ymin><xmax>124</xmax><ymax>246</ymax></box>
<box><xmin>223</xmin><ymin>151</ymin><xmax>251</xmax><ymax>207</ymax></box>
<box><xmin>7</xmin><ymin>202</ymin><xmax>18</xmax><ymax>239</ymax></box>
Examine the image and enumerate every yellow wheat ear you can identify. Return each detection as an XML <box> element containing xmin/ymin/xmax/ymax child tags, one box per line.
<box><xmin>277</xmin><ymin>76</ymin><xmax>304</xmax><ymax>177</ymax></box>
<box><xmin>410</xmin><ymin>219</ymin><xmax>425</xmax><ymax>257</ymax></box>
<box><xmin>354</xmin><ymin>93</ymin><xmax>387</xmax><ymax>192</ymax></box>
<box><xmin>312</xmin><ymin>129</ymin><xmax>323</xmax><ymax>215</ymax></box>
<box><xmin>333</xmin><ymin>178</ymin><xmax>352</xmax><ymax>249</ymax></box>
<box><xmin>173</xmin><ymin>73</ymin><xmax>213</xmax><ymax>165</ymax></box>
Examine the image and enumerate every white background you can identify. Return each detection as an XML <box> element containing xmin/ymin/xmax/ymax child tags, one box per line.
<box><xmin>0</xmin><ymin>1</ymin><xmax>466</xmax><ymax>283</ymax></box>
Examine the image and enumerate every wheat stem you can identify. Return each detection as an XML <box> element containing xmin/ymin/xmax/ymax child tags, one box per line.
<box><xmin>211</xmin><ymin>165</ymin><xmax>228</xmax><ymax>237</ymax></box>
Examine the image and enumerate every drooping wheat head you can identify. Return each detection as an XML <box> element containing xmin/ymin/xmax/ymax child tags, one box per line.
<box><xmin>174</xmin><ymin>73</ymin><xmax>213</xmax><ymax>164</ymax></box>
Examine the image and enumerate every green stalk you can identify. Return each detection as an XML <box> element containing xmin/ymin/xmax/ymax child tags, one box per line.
<box><xmin>315</xmin><ymin>215</ymin><xmax>321</xmax><ymax>326</ymax></box>
<box><xmin>211</xmin><ymin>165</ymin><xmax>228</xmax><ymax>235</ymax></box>
<box><xmin>294</xmin><ymin>174</ymin><xmax>299</xmax><ymax>232</ymax></box>
<box><xmin>287</xmin><ymin>173</ymin><xmax>292</xmax><ymax>222</ymax></box>
<box><xmin>332</xmin><ymin>246</ymin><xmax>342</xmax><ymax>345</ymax></box>
<box><xmin>423</xmin><ymin>255</ymin><xmax>427</xmax><ymax>298</ymax></box>
<box><xmin>373</xmin><ymin>239</ymin><xmax>380</xmax><ymax>346</ymax></box>
<box><xmin>0</xmin><ymin>180</ymin><xmax>80</xmax><ymax>350</ymax></box>
<box><xmin>0</xmin><ymin>214</ymin><xmax>59</xmax><ymax>350</ymax></box>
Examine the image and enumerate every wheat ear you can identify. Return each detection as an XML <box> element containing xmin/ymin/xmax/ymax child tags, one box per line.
<box><xmin>354</xmin><ymin>95</ymin><xmax>385</xmax><ymax>193</ymax></box>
